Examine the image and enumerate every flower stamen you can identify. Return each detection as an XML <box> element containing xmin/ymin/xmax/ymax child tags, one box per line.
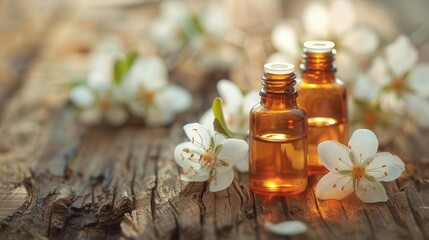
<box><xmin>351</xmin><ymin>165</ymin><xmax>366</xmax><ymax>180</ymax></box>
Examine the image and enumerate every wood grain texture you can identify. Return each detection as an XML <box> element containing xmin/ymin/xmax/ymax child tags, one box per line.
<box><xmin>0</xmin><ymin>2</ymin><xmax>429</xmax><ymax>240</ymax></box>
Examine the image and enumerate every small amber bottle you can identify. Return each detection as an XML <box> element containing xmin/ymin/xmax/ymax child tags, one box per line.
<box><xmin>296</xmin><ymin>41</ymin><xmax>348</xmax><ymax>175</ymax></box>
<box><xmin>249</xmin><ymin>63</ymin><xmax>308</xmax><ymax>196</ymax></box>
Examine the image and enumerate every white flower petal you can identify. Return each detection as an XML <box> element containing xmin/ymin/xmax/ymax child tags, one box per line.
<box><xmin>329</xmin><ymin>0</ymin><xmax>355</xmax><ymax>35</ymax></box>
<box><xmin>368</xmin><ymin>56</ymin><xmax>391</xmax><ymax>88</ymax></box>
<box><xmin>271</xmin><ymin>21</ymin><xmax>299</xmax><ymax>57</ymax></box>
<box><xmin>264</xmin><ymin>221</ymin><xmax>308</xmax><ymax>236</ymax></box>
<box><xmin>201</xmin><ymin>2</ymin><xmax>227</xmax><ymax>37</ymax></box>
<box><xmin>150</xmin><ymin>18</ymin><xmax>182</xmax><ymax>51</ymax></box>
<box><xmin>127</xmin><ymin>99</ymin><xmax>146</xmax><ymax>117</ymax></box>
<box><xmin>87</xmin><ymin>69</ymin><xmax>112</xmax><ymax>92</ymax></box>
<box><xmin>213</xmin><ymin>132</ymin><xmax>226</xmax><ymax>147</ymax></box>
<box><xmin>385</xmin><ymin>35</ymin><xmax>418</xmax><ymax>78</ymax></box>
<box><xmin>128</xmin><ymin>57</ymin><xmax>168</xmax><ymax>91</ymax></box>
<box><xmin>356</xmin><ymin>180</ymin><xmax>388</xmax><ymax>203</ymax></box>
<box><xmin>367</xmin><ymin>165</ymin><xmax>402</xmax><ymax>182</ymax></box>
<box><xmin>243</xmin><ymin>91</ymin><xmax>260</xmax><ymax>114</ymax></box>
<box><xmin>181</xmin><ymin>173</ymin><xmax>209</xmax><ymax>182</ymax></box>
<box><xmin>303</xmin><ymin>1</ymin><xmax>329</xmax><ymax>37</ymax></box>
<box><xmin>70</xmin><ymin>85</ymin><xmax>94</xmax><ymax>107</ymax></box>
<box><xmin>92</xmin><ymin>36</ymin><xmax>124</xmax><ymax>60</ymax></box>
<box><xmin>106</xmin><ymin>106</ymin><xmax>128</xmax><ymax>126</ymax></box>
<box><xmin>183</xmin><ymin>123</ymin><xmax>212</xmax><ymax>148</ymax></box>
<box><xmin>408</xmin><ymin>63</ymin><xmax>429</xmax><ymax>98</ymax></box>
<box><xmin>216</xmin><ymin>138</ymin><xmax>249</xmax><ymax>172</ymax></box>
<box><xmin>342</xmin><ymin>26</ymin><xmax>379</xmax><ymax>54</ymax></box>
<box><xmin>404</xmin><ymin>95</ymin><xmax>429</xmax><ymax>128</ymax></box>
<box><xmin>348</xmin><ymin>129</ymin><xmax>378</xmax><ymax>164</ymax></box>
<box><xmin>155</xmin><ymin>85</ymin><xmax>192</xmax><ymax>113</ymax></box>
<box><xmin>199</xmin><ymin>109</ymin><xmax>215</xmax><ymax>131</ymax></box>
<box><xmin>209</xmin><ymin>168</ymin><xmax>234</xmax><ymax>192</ymax></box>
<box><xmin>174</xmin><ymin>142</ymin><xmax>204</xmax><ymax>170</ymax></box>
<box><xmin>234</xmin><ymin>151</ymin><xmax>248</xmax><ymax>173</ymax></box>
<box><xmin>367</xmin><ymin>152</ymin><xmax>405</xmax><ymax>171</ymax></box>
<box><xmin>379</xmin><ymin>91</ymin><xmax>405</xmax><ymax>114</ymax></box>
<box><xmin>217</xmin><ymin>80</ymin><xmax>243</xmax><ymax>113</ymax></box>
<box><xmin>353</xmin><ymin>75</ymin><xmax>379</xmax><ymax>102</ymax></box>
<box><xmin>335</xmin><ymin>52</ymin><xmax>359</xmax><ymax>83</ymax></box>
<box><xmin>160</xmin><ymin>0</ymin><xmax>189</xmax><ymax>23</ymax></box>
<box><xmin>316</xmin><ymin>172</ymin><xmax>354</xmax><ymax>200</ymax></box>
<box><xmin>145</xmin><ymin>106</ymin><xmax>175</xmax><ymax>126</ymax></box>
<box><xmin>318</xmin><ymin>141</ymin><xmax>353</xmax><ymax>172</ymax></box>
<box><xmin>79</xmin><ymin>108</ymin><xmax>102</xmax><ymax>125</ymax></box>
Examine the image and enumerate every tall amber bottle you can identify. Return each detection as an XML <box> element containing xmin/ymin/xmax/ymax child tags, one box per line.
<box><xmin>249</xmin><ymin>63</ymin><xmax>308</xmax><ymax>196</ymax></box>
<box><xmin>296</xmin><ymin>41</ymin><xmax>348</xmax><ymax>175</ymax></box>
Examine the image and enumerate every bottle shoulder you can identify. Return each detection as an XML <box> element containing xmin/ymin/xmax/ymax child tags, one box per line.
<box><xmin>250</xmin><ymin>103</ymin><xmax>306</xmax><ymax>118</ymax></box>
<box><xmin>296</xmin><ymin>79</ymin><xmax>347</xmax><ymax>92</ymax></box>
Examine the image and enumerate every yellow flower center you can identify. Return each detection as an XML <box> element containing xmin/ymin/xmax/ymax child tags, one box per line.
<box><xmin>351</xmin><ymin>165</ymin><xmax>365</xmax><ymax>180</ymax></box>
<box><xmin>100</xmin><ymin>99</ymin><xmax>110</xmax><ymax>110</ymax></box>
<box><xmin>392</xmin><ymin>79</ymin><xmax>405</xmax><ymax>93</ymax></box>
<box><xmin>141</xmin><ymin>90</ymin><xmax>155</xmax><ymax>103</ymax></box>
<box><xmin>202</xmin><ymin>153</ymin><xmax>213</xmax><ymax>165</ymax></box>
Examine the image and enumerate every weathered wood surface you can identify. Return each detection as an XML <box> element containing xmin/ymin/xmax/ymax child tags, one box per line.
<box><xmin>1</xmin><ymin>2</ymin><xmax>429</xmax><ymax>240</ymax></box>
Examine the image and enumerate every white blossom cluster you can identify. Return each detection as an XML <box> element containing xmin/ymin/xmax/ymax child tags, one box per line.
<box><xmin>268</xmin><ymin>0</ymin><xmax>429</xmax><ymax>144</ymax></box>
<box><xmin>69</xmin><ymin>39</ymin><xmax>192</xmax><ymax>126</ymax></box>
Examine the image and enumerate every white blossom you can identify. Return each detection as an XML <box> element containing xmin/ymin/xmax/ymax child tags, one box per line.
<box><xmin>150</xmin><ymin>1</ymin><xmax>237</xmax><ymax>69</ymax></box>
<box><xmin>359</xmin><ymin>35</ymin><xmax>429</xmax><ymax>128</ymax></box>
<box><xmin>268</xmin><ymin>0</ymin><xmax>380</xmax><ymax>82</ymax></box>
<box><xmin>122</xmin><ymin>56</ymin><xmax>192</xmax><ymax>126</ymax></box>
<box><xmin>174</xmin><ymin>123</ymin><xmax>248</xmax><ymax>192</ymax></box>
<box><xmin>200</xmin><ymin>80</ymin><xmax>259</xmax><ymax>172</ymax></box>
<box><xmin>316</xmin><ymin>129</ymin><xmax>405</xmax><ymax>203</ymax></box>
<box><xmin>69</xmin><ymin>38</ymin><xmax>128</xmax><ymax>126</ymax></box>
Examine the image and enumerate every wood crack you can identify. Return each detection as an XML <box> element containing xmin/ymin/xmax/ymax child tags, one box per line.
<box><xmin>311</xmin><ymin>188</ymin><xmax>339</xmax><ymax>239</ymax></box>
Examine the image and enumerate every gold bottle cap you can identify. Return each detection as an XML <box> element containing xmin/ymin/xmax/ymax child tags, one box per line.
<box><xmin>264</xmin><ymin>62</ymin><xmax>295</xmax><ymax>75</ymax></box>
<box><xmin>304</xmin><ymin>41</ymin><xmax>335</xmax><ymax>53</ymax></box>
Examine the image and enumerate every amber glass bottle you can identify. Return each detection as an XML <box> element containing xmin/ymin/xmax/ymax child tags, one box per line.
<box><xmin>249</xmin><ymin>63</ymin><xmax>308</xmax><ymax>196</ymax></box>
<box><xmin>296</xmin><ymin>41</ymin><xmax>348</xmax><ymax>175</ymax></box>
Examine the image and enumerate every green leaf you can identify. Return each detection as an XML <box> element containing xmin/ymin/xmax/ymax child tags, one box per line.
<box><xmin>213</xmin><ymin>118</ymin><xmax>232</xmax><ymax>138</ymax></box>
<box><xmin>212</xmin><ymin>97</ymin><xmax>229</xmax><ymax>128</ymax></box>
<box><xmin>126</xmin><ymin>51</ymin><xmax>138</xmax><ymax>69</ymax></box>
<box><xmin>62</xmin><ymin>79</ymin><xmax>86</xmax><ymax>90</ymax></box>
<box><xmin>113</xmin><ymin>51</ymin><xmax>139</xmax><ymax>85</ymax></box>
<box><xmin>113</xmin><ymin>58</ymin><xmax>127</xmax><ymax>85</ymax></box>
<box><xmin>188</xmin><ymin>14</ymin><xmax>204</xmax><ymax>35</ymax></box>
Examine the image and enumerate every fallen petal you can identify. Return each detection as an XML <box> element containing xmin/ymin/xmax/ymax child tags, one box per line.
<box><xmin>264</xmin><ymin>220</ymin><xmax>308</xmax><ymax>236</ymax></box>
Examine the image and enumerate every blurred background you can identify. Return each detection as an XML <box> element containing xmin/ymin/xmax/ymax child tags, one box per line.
<box><xmin>0</xmin><ymin>0</ymin><xmax>429</xmax><ymax>145</ymax></box>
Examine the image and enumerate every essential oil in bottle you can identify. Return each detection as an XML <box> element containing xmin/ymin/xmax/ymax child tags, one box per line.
<box><xmin>249</xmin><ymin>63</ymin><xmax>308</xmax><ymax>196</ymax></box>
<box><xmin>296</xmin><ymin>41</ymin><xmax>348</xmax><ymax>175</ymax></box>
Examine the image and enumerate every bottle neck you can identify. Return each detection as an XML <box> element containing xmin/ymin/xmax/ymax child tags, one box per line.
<box><xmin>300</xmin><ymin>51</ymin><xmax>336</xmax><ymax>84</ymax></box>
<box><xmin>260</xmin><ymin>72</ymin><xmax>298</xmax><ymax>109</ymax></box>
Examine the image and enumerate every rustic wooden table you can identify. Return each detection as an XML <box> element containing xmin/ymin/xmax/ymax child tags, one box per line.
<box><xmin>1</xmin><ymin>1</ymin><xmax>429</xmax><ymax>239</ymax></box>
